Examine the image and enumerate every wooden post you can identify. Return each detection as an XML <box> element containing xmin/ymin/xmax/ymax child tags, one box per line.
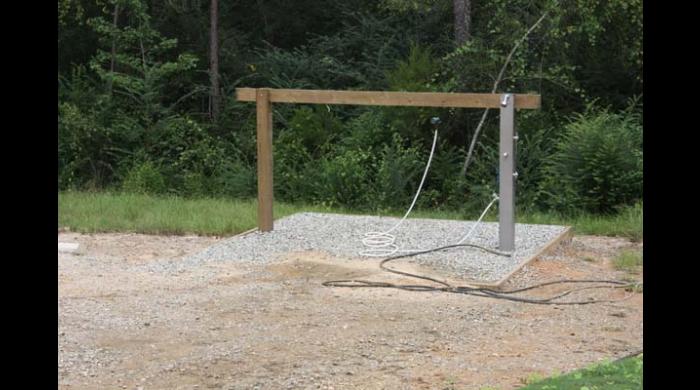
<box><xmin>256</xmin><ymin>89</ymin><xmax>274</xmax><ymax>232</ymax></box>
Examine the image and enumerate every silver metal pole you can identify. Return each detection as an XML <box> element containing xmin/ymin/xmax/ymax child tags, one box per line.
<box><xmin>499</xmin><ymin>93</ymin><xmax>516</xmax><ymax>251</ymax></box>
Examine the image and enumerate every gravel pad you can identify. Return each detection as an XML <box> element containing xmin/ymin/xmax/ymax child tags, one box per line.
<box><xmin>160</xmin><ymin>212</ymin><xmax>568</xmax><ymax>283</ymax></box>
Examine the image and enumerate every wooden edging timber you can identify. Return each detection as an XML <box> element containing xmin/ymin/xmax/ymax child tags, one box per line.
<box><xmin>461</xmin><ymin>225</ymin><xmax>574</xmax><ymax>289</ymax></box>
<box><xmin>229</xmin><ymin>226</ymin><xmax>259</xmax><ymax>238</ymax></box>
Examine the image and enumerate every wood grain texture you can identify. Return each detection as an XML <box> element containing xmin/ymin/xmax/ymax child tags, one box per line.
<box><xmin>256</xmin><ymin>89</ymin><xmax>274</xmax><ymax>232</ymax></box>
<box><xmin>237</xmin><ymin>88</ymin><xmax>541</xmax><ymax>109</ymax></box>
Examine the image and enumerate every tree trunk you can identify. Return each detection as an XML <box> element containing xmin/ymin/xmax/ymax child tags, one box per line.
<box><xmin>256</xmin><ymin>0</ymin><xmax>272</xmax><ymax>43</ymax></box>
<box><xmin>453</xmin><ymin>0</ymin><xmax>471</xmax><ymax>46</ymax></box>
<box><xmin>108</xmin><ymin>3</ymin><xmax>120</xmax><ymax>94</ymax></box>
<box><xmin>209</xmin><ymin>0</ymin><xmax>221</xmax><ymax>122</ymax></box>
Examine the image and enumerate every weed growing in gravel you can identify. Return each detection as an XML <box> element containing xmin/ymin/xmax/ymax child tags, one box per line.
<box><xmin>442</xmin><ymin>377</ymin><xmax>458</xmax><ymax>389</ymax></box>
<box><xmin>613</xmin><ymin>249</ymin><xmax>643</xmax><ymax>272</ymax></box>
<box><xmin>521</xmin><ymin>373</ymin><xmax>546</xmax><ymax>385</ymax></box>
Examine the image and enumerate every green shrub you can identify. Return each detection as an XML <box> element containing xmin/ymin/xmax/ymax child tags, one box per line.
<box><xmin>539</xmin><ymin>107</ymin><xmax>643</xmax><ymax>213</ymax></box>
<box><xmin>272</xmin><ymin>106</ymin><xmax>347</xmax><ymax>202</ymax></box>
<box><xmin>250</xmin><ymin>45</ymin><xmax>365</xmax><ymax>90</ymax></box>
<box><xmin>514</xmin><ymin>120</ymin><xmax>561</xmax><ymax>211</ymax></box>
<box><xmin>121</xmin><ymin>161</ymin><xmax>167</xmax><ymax>195</ymax></box>
<box><xmin>386</xmin><ymin>44</ymin><xmax>438</xmax><ymax>92</ymax></box>
<box><xmin>58</xmin><ymin>65</ymin><xmax>100</xmax><ymax>114</ymax></box>
<box><xmin>372</xmin><ymin>134</ymin><xmax>424</xmax><ymax>209</ymax></box>
<box><xmin>181</xmin><ymin>172</ymin><xmax>209</xmax><ymax>197</ymax></box>
<box><xmin>146</xmin><ymin>115</ymin><xmax>226</xmax><ymax>177</ymax></box>
<box><xmin>383</xmin><ymin>44</ymin><xmax>441</xmax><ymax>141</ymax></box>
<box><xmin>140</xmin><ymin>115</ymin><xmax>231</xmax><ymax>196</ymax></box>
<box><xmin>313</xmin><ymin>149</ymin><xmax>374</xmax><ymax>208</ymax></box>
<box><xmin>339</xmin><ymin>109</ymin><xmax>392</xmax><ymax>151</ymax></box>
<box><xmin>248</xmin><ymin>10</ymin><xmax>407</xmax><ymax>91</ymax></box>
<box><xmin>426</xmin><ymin>141</ymin><xmax>482</xmax><ymax>211</ymax></box>
<box><xmin>284</xmin><ymin>106</ymin><xmax>342</xmax><ymax>157</ymax></box>
<box><xmin>274</xmin><ymin>135</ymin><xmax>316</xmax><ymax>202</ymax></box>
<box><xmin>461</xmin><ymin>123</ymin><xmax>502</xmax><ymax>211</ymax></box>
<box><xmin>58</xmin><ymin>102</ymin><xmax>119</xmax><ymax>189</ymax></box>
<box><xmin>306</xmin><ymin>10</ymin><xmax>408</xmax><ymax>90</ymax></box>
<box><xmin>211</xmin><ymin>160</ymin><xmax>256</xmax><ymax>199</ymax></box>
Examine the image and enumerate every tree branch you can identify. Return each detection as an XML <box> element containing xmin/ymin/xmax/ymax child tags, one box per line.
<box><xmin>460</xmin><ymin>9</ymin><xmax>550</xmax><ymax>177</ymax></box>
<box><xmin>166</xmin><ymin>86</ymin><xmax>208</xmax><ymax>112</ymax></box>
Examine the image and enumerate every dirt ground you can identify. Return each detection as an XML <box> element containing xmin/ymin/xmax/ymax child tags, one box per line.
<box><xmin>58</xmin><ymin>231</ymin><xmax>642</xmax><ymax>390</ymax></box>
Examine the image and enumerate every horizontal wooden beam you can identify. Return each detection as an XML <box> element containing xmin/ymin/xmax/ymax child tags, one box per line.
<box><xmin>236</xmin><ymin>88</ymin><xmax>541</xmax><ymax>109</ymax></box>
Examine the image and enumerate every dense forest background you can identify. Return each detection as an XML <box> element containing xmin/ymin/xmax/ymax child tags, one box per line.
<box><xmin>58</xmin><ymin>0</ymin><xmax>642</xmax><ymax>216</ymax></box>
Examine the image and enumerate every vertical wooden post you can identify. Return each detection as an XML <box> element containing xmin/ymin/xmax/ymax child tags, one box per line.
<box><xmin>256</xmin><ymin>89</ymin><xmax>274</xmax><ymax>232</ymax></box>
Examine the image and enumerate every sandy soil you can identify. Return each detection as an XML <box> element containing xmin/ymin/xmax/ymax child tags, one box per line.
<box><xmin>58</xmin><ymin>231</ymin><xmax>642</xmax><ymax>390</ymax></box>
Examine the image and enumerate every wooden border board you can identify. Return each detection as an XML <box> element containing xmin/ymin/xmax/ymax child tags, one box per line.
<box><xmin>458</xmin><ymin>226</ymin><xmax>574</xmax><ymax>289</ymax></box>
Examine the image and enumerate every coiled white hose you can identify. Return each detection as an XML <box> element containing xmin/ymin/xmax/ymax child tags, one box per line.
<box><xmin>360</xmin><ymin>129</ymin><xmax>439</xmax><ymax>257</ymax></box>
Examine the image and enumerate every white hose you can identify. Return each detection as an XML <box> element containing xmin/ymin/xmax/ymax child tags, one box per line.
<box><xmin>360</xmin><ymin>192</ymin><xmax>501</xmax><ymax>257</ymax></box>
<box><xmin>455</xmin><ymin>193</ymin><xmax>499</xmax><ymax>244</ymax></box>
<box><xmin>360</xmin><ymin>129</ymin><xmax>439</xmax><ymax>257</ymax></box>
<box><xmin>359</xmin><ymin>129</ymin><xmax>505</xmax><ymax>257</ymax></box>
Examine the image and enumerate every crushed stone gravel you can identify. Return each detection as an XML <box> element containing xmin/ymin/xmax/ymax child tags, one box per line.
<box><xmin>147</xmin><ymin>212</ymin><xmax>567</xmax><ymax>283</ymax></box>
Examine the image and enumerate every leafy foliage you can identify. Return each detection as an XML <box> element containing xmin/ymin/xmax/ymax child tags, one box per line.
<box><xmin>58</xmin><ymin>0</ymin><xmax>643</xmax><ymax>216</ymax></box>
<box><xmin>539</xmin><ymin>107</ymin><xmax>643</xmax><ymax>213</ymax></box>
<box><xmin>371</xmin><ymin>134</ymin><xmax>424</xmax><ymax>210</ymax></box>
<box><xmin>59</xmin><ymin>102</ymin><xmax>115</xmax><ymax>189</ymax></box>
<box><xmin>87</xmin><ymin>0</ymin><xmax>201</xmax><ymax>126</ymax></box>
<box><xmin>121</xmin><ymin>160</ymin><xmax>166</xmax><ymax>194</ymax></box>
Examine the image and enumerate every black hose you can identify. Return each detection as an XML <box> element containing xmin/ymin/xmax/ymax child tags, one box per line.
<box><xmin>323</xmin><ymin>243</ymin><xmax>641</xmax><ymax>305</ymax></box>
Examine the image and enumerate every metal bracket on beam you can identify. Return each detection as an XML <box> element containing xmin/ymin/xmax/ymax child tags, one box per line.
<box><xmin>500</xmin><ymin>93</ymin><xmax>512</xmax><ymax>107</ymax></box>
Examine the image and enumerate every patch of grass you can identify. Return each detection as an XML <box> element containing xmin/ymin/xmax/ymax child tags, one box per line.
<box><xmin>520</xmin><ymin>373</ymin><xmax>546</xmax><ymax>385</ymax></box>
<box><xmin>613</xmin><ymin>249</ymin><xmax>643</xmax><ymax>272</ymax></box>
<box><xmin>59</xmin><ymin>191</ymin><xmax>643</xmax><ymax>240</ymax></box>
<box><xmin>518</xmin><ymin>355</ymin><xmax>642</xmax><ymax>390</ymax></box>
<box><xmin>516</xmin><ymin>202</ymin><xmax>643</xmax><ymax>242</ymax></box>
<box><xmin>374</xmin><ymin>203</ymin><xmax>642</xmax><ymax>241</ymax></box>
<box><xmin>58</xmin><ymin>191</ymin><xmax>335</xmax><ymax>236</ymax></box>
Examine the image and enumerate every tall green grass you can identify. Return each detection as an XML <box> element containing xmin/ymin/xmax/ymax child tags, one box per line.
<box><xmin>517</xmin><ymin>202</ymin><xmax>643</xmax><ymax>241</ymax></box>
<box><xmin>59</xmin><ymin>191</ymin><xmax>642</xmax><ymax>239</ymax></box>
<box><xmin>613</xmin><ymin>249</ymin><xmax>643</xmax><ymax>271</ymax></box>
<box><xmin>59</xmin><ymin>191</ymin><xmax>332</xmax><ymax>235</ymax></box>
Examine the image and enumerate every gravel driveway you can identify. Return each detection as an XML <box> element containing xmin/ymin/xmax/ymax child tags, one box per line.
<box><xmin>58</xmin><ymin>230</ymin><xmax>642</xmax><ymax>390</ymax></box>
